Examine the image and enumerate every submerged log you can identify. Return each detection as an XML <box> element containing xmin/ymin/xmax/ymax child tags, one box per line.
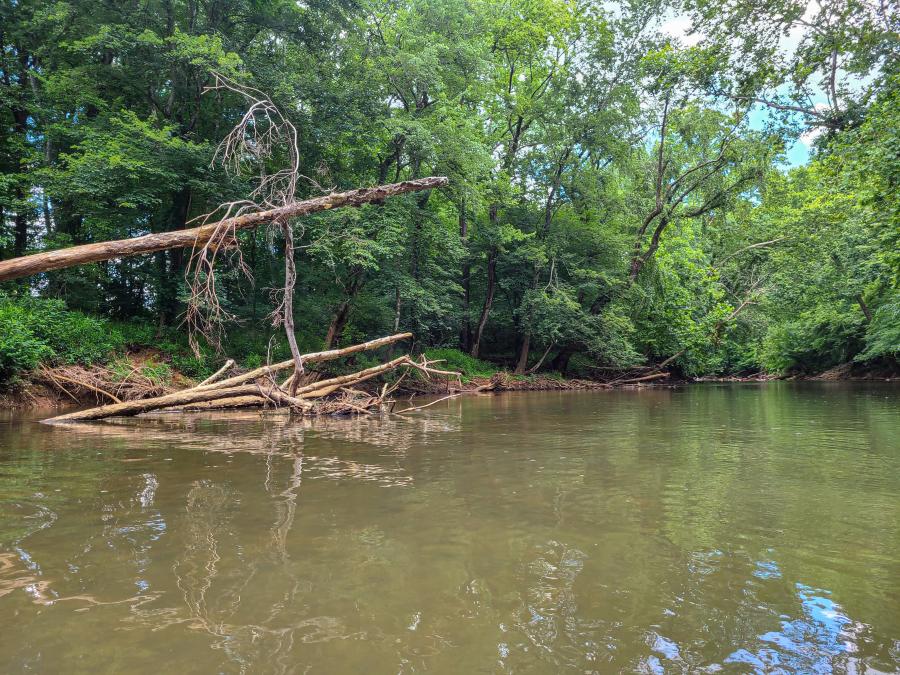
<box><xmin>0</xmin><ymin>178</ymin><xmax>447</xmax><ymax>282</ymax></box>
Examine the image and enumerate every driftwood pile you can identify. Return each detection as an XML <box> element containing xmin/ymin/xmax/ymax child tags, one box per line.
<box><xmin>43</xmin><ymin>333</ymin><xmax>460</xmax><ymax>424</ymax></box>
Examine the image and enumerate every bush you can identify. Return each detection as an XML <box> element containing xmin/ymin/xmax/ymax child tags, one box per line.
<box><xmin>858</xmin><ymin>293</ymin><xmax>900</xmax><ymax>362</ymax></box>
<box><xmin>0</xmin><ymin>313</ymin><xmax>53</xmax><ymax>381</ymax></box>
<box><xmin>0</xmin><ymin>295</ymin><xmax>121</xmax><ymax>381</ymax></box>
<box><xmin>423</xmin><ymin>348</ymin><xmax>497</xmax><ymax>379</ymax></box>
<box><xmin>170</xmin><ymin>353</ymin><xmax>215</xmax><ymax>380</ymax></box>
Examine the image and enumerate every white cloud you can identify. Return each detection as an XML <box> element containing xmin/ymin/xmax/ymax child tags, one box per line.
<box><xmin>660</xmin><ymin>17</ymin><xmax>703</xmax><ymax>47</ymax></box>
<box><xmin>799</xmin><ymin>103</ymin><xmax>830</xmax><ymax>146</ymax></box>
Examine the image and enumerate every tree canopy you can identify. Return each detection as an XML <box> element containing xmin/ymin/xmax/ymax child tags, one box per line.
<box><xmin>1</xmin><ymin>0</ymin><xmax>897</xmax><ymax>379</ymax></box>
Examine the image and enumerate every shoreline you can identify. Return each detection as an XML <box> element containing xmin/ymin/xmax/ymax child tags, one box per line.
<box><xmin>3</xmin><ymin>364</ymin><xmax>895</xmax><ymax>414</ymax></box>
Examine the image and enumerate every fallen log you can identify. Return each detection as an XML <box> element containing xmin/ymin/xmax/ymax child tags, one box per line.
<box><xmin>194</xmin><ymin>332</ymin><xmax>412</xmax><ymax>391</ymax></box>
<box><xmin>291</xmin><ymin>356</ymin><xmax>410</xmax><ymax>398</ymax></box>
<box><xmin>45</xmin><ymin>384</ymin><xmax>281</xmax><ymax>422</ymax></box>
<box><xmin>41</xmin><ymin>334</ymin><xmax>460</xmax><ymax>423</ymax></box>
<box><xmin>174</xmin><ymin>395</ymin><xmax>269</xmax><ymax>411</ymax></box>
<box><xmin>617</xmin><ymin>371</ymin><xmax>670</xmax><ymax>384</ymax></box>
<box><xmin>0</xmin><ymin>178</ymin><xmax>447</xmax><ymax>282</ymax></box>
<box><xmin>197</xmin><ymin>359</ymin><xmax>236</xmax><ymax>386</ymax></box>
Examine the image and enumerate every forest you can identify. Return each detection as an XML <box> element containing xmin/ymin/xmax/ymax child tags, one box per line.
<box><xmin>1</xmin><ymin>0</ymin><xmax>897</xmax><ymax>389</ymax></box>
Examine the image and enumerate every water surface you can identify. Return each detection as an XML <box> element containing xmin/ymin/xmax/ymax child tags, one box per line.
<box><xmin>1</xmin><ymin>383</ymin><xmax>898</xmax><ymax>673</ymax></box>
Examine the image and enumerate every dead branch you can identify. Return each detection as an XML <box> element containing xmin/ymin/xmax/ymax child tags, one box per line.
<box><xmin>395</xmin><ymin>393</ymin><xmax>463</xmax><ymax>414</ymax></box>
<box><xmin>525</xmin><ymin>342</ymin><xmax>555</xmax><ymax>375</ymax></box>
<box><xmin>39</xmin><ymin>368</ymin><xmax>81</xmax><ymax>402</ymax></box>
<box><xmin>197</xmin><ymin>359</ymin><xmax>236</xmax><ymax>387</ymax></box>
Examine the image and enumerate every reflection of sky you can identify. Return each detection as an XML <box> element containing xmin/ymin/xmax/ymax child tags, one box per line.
<box><xmin>726</xmin><ymin>582</ymin><xmax>860</xmax><ymax>673</ymax></box>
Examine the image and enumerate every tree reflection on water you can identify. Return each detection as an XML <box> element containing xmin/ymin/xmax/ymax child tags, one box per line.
<box><xmin>1</xmin><ymin>387</ymin><xmax>898</xmax><ymax>673</ymax></box>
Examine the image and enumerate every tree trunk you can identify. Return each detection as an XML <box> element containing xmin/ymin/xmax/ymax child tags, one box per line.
<box><xmin>12</xmin><ymin>205</ymin><xmax>28</xmax><ymax>258</ymax></box>
<box><xmin>324</xmin><ymin>268</ymin><xmax>365</xmax><ymax>349</ymax></box>
<box><xmin>393</xmin><ymin>286</ymin><xmax>402</xmax><ymax>333</ymax></box>
<box><xmin>514</xmin><ymin>333</ymin><xmax>531</xmax><ymax>374</ymax></box>
<box><xmin>459</xmin><ymin>204</ymin><xmax>472</xmax><ymax>352</ymax></box>
<box><xmin>11</xmin><ymin>107</ymin><xmax>30</xmax><ymax>258</ymax></box>
<box><xmin>471</xmin><ymin>246</ymin><xmax>497</xmax><ymax>359</ymax></box>
<box><xmin>158</xmin><ymin>187</ymin><xmax>191</xmax><ymax>324</ymax></box>
<box><xmin>856</xmin><ymin>294</ymin><xmax>873</xmax><ymax>322</ymax></box>
<box><xmin>324</xmin><ymin>300</ymin><xmax>353</xmax><ymax>349</ymax></box>
<box><xmin>549</xmin><ymin>346</ymin><xmax>574</xmax><ymax>375</ymax></box>
<box><xmin>0</xmin><ymin>177</ymin><xmax>448</xmax><ymax>282</ymax></box>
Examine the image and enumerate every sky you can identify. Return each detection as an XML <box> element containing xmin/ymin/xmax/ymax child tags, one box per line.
<box><xmin>659</xmin><ymin>10</ymin><xmax>821</xmax><ymax>168</ymax></box>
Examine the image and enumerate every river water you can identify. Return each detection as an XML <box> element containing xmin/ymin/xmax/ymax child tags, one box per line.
<box><xmin>0</xmin><ymin>383</ymin><xmax>898</xmax><ymax>673</ymax></box>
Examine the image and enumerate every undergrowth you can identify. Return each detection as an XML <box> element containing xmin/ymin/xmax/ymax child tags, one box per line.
<box><xmin>423</xmin><ymin>348</ymin><xmax>497</xmax><ymax>380</ymax></box>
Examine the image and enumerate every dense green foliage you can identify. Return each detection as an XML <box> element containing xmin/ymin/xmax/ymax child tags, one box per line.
<box><xmin>0</xmin><ymin>294</ymin><xmax>118</xmax><ymax>379</ymax></box>
<box><xmin>1</xmin><ymin>0</ymin><xmax>897</xmax><ymax>381</ymax></box>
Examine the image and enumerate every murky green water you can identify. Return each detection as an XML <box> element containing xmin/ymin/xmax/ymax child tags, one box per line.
<box><xmin>1</xmin><ymin>384</ymin><xmax>898</xmax><ymax>673</ymax></box>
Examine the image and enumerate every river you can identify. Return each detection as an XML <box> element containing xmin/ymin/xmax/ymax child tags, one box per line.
<box><xmin>1</xmin><ymin>383</ymin><xmax>898</xmax><ymax>673</ymax></box>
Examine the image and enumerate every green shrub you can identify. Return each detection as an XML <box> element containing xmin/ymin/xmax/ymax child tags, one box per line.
<box><xmin>114</xmin><ymin>320</ymin><xmax>159</xmax><ymax>348</ymax></box>
<box><xmin>0</xmin><ymin>312</ymin><xmax>53</xmax><ymax>381</ymax></box>
<box><xmin>139</xmin><ymin>360</ymin><xmax>172</xmax><ymax>386</ymax></box>
<box><xmin>243</xmin><ymin>353</ymin><xmax>263</xmax><ymax>370</ymax></box>
<box><xmin>0</xmin><ymin>295</ymin><xmax>121</xmax><ymax>381</ymax></box>
<box><xmin>170</xmin><ymin>353</ymin><xmax>215</xmax><ymax>380</ymax></box>
<box><xmin>858</xmin><ymin>293</ymin><xmax>900</xmax><ymax>362</ymax></box>
<box><xmin>423</xmin><ymin>348</ymin><xmax>497</xmax><ymax>378</ymax></box>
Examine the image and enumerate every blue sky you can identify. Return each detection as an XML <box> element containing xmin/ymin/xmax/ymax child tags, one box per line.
<box><xmin>659</xmin><ymin>12</ymin><xmax>824</xmax><ymax>169</ymax></box>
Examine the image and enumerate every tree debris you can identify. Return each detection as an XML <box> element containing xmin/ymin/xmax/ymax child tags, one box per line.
<box><xmin>41</xmin><ymin>333</ymin><xmax>461</xmax><ymax>424</ymax></box>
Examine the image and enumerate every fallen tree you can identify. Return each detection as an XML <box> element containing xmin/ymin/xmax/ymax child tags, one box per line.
<box><xmin>0</xmin><ymin>178</ymin><xmax>447</xmax><ymax>283</ymax></box>
<box><xmin>41</xmin><ymin>332</ymin><xmax>460</xmax><ymax>423</ymax></box>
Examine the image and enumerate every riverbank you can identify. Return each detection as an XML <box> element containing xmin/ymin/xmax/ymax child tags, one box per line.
<box><xmin>4</xmin><ymin>351</ymin><xmax>894</xmax><ymax>413</ymax></box>
<box><xmin>0</xmin><ymin>363</ymin><xmax>643</xmax><ymax>411</ymax></box>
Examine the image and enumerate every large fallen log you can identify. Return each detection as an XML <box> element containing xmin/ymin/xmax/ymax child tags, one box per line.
<box><xmin>40</xmin><ymin>330</ymin><xmax>465</xmax><ymax>423</ymax></box>
<box><xmin>0</xmin><ymin>178</ymin><xmax>447</xmax><ymax>282</ymax></box>
<box><xmin>43</xmin><ymin>384</ymin><xmax>302</xmax><ymax>422</ymax></box>
<box><xmin>292</xmin><ymin>356</ymin><xmax>410</xmax><ymax>398</ymax></box>
<box><xmin>194</xmin><ymin>332</ymin><xmax>412</xmax><ymax>391</ymax></box>
<box><xmin>617</xmin><ymin>371</ymin><xmax>670</xmax><ymax>384</ymax></box>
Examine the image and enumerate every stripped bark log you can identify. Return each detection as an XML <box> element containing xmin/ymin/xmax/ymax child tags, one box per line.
<box><xmin>0</xmin><ymin>178</ymin><xmax>448</xmax><ymax>282</ymax></box>
<box><xmin>45</xmin><ymin>384</ymin><xmax>282</xmax><ymax>422</ymax></box>
<box><xmin>41</xmin><ymin>335</ymin><xmax>461</xmax><ymax>423</ymax></box>
<box><xmin>617</xmin><ymin>371</ymin><xmax>670</xmax><ymax>384</ymax></box>
<box><xmin>194</xmin><ymin>332</ymin><xmax>412</xmax><ymax>391</ymax></box>
<box><xmin>291</xmin><ymin>356</ymin><xmax>410</xmax><ymax>397</ymax></box>
<box><xmin>174</xmin><ymin>396</ymin><xmax>269</xmax><ymax>411</ymax></box>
